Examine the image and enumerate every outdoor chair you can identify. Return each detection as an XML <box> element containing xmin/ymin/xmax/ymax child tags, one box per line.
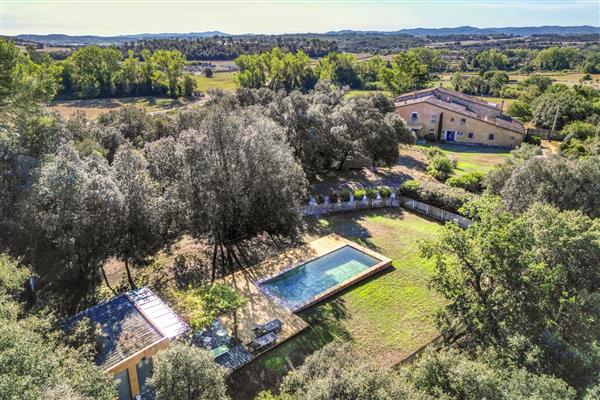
<box><xmin>248</xmin><ymin>331</ymin><xmax>278</xmax><ymax>352</ymax></box>
<box><xmin>252</xmin><ymin>319</ymin><xmax>283</xmax><ymax>337</ymax></box>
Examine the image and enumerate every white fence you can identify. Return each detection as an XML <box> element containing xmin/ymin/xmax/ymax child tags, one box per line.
<box><xmin>302</xmin><ymin>196</ymin><xmax>472</xmax><ymax>228</ymax></box>
<box><xmin>398</xmin><ymin>197</ymin><xmax>472</xmax><ymax>228</ymax></box>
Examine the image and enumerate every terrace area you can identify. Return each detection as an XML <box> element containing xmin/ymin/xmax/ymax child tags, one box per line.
<box><xmin>213</xmin><ymin>234</ymin><xmax>390</xmax><ymax>350</ymax></box>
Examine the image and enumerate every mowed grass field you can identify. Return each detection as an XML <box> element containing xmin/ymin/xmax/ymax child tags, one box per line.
<box><xmin>416</xmin><ymin>142</ymin><xmax>510</xmax><ymax>176</ymax></box>
<box><xmin>229</xmin><ymin>208</ymin><xmax>444</xmax><ymax>399</ymax></box>
<box><xmin>195</xmin><ymin>71</ymin><xmax>237</xmax><ymax>92</ymax></box>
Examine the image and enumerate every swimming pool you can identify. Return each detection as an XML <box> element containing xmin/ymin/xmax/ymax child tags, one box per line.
<box><xmin>258</xmin><ymin>245</ymin><xmax>382</xmax><ymax>311</ymax></box>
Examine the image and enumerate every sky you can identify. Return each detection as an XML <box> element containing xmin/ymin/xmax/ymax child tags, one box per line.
<box><xmin>1</xmin><ymin>0</ymin><xmax>598</xmax><ymax>36</ymax></box>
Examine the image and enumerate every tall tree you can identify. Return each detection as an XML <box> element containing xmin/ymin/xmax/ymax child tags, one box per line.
<box><xmin>315</xmin><ymin>52</ymin><xmax>361</xmax><ymax>88</ymax></box>
<box><xmin>421</xmin><ymin>197</ymin><xmax>600</xmax><ymax>390</ymax></box>
<box><xmin>235</xmin><ymin>48</ymin><xmax>315</xmax><ymax>92</ymax></box>
<box><xmin>30</xmin><ymin>145</ymin><xmax>122</xmax><ymax>301</ymax></box>
<box><xmin>0</xmin><ymin>38</ymin><xmax>60</xmax><ymax>130</ymax></box>
<box><xmin>66</xmin><ymin>46</ymin><xmax>122</xmax><ymax>98</ymax></box>
<box><xmin>112</xmin><ymin>144</ymin><xmax>162</xmax><ymax>288</ymax></box>
<box><xmin>0</xmin><ymin>255</ymin><xmax>116</xmax><ymax>400</ymax></box>
<box><xmin>379</xmin><ymin>52</ymin><xmax>431</xmax><ymax>95</ymax></box>
<box><xmin>176</xmin><ymin>105</ymin><xmax>306</xmax><ymax>274</ymax></box>
<box><xmin>152</xmin><ymin>49</ymin><xmax>186</xmax><ymax>97</ymax></box>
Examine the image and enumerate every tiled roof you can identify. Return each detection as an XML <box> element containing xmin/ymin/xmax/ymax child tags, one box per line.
<box><xmin>62</xmin><ymin>287</ymin><xmax>189</xmax><ymax>370</ymax></box>
<box><xmin>394</xmin><ymin>92</ymin><xmax>524</xmax><ymax>134</ymax></box>
<box><xmin>395</xmin><ymin>87</ymin><xmax>500</xmax><ymax>110</ymax></box>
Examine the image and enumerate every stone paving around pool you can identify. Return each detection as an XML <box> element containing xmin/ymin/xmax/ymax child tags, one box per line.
<box><xmin>216</xmin><ymin>234</ymin><xmax>392</xmax><ymax>356</ymax></box>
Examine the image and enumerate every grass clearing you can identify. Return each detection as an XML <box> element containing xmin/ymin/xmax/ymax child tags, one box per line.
<box><xmin>417</xmin><ymin>142</ymin><xmax>509</xmax><ymax>176</ymax></box>
<box><xmin>229</xmin><ymin>208</ymin><xmax>444</xmax><ymax>399</ymax></box>
<box><xmin>195</xmin><ymin>71</ymin><xmax>238</xmax><ymax>92</ymax></box>
<box><xmin>345</xmin><ymin>89</ymin><xmax>391</xmax><ymax>98</ymax></box>
<box><xmin>49</xmin><ymin>96</ymin><xmax>194</xmax><ymax>119</ymax></box>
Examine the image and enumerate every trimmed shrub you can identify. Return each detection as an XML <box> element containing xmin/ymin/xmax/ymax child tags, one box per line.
<box><xmin>365</xmin><ymin>188</ymin><xmax>378</xmax><ymax>199</ymax></box>
<box><xmin>427</xmin><ymin>154</ymin><xmax>454</xmax><ymax>181</ymax></box>
<box><xmin>339</xmin><ymin>189</ymin><xmax>351</xmax><ymax>202</ymax></box>
<box><xmin>353</xmin><ymin>189</ymin><xmax>366</xmax><ymax>201</ymax></box>
<box><xmin>525</xmin><ymin>135</ymin><xmax>541</xmax><ymax>146</ymax></box>
<box><xmin>398</xmin><ymin>179</ymin><xmax>474</xmax><ymax>214</ymax></box>
<box><xmin>328</xmin><ymin>190</ymin><xmax>339</xmax><ymax>203</ymax></box>
<box><xmin>423</xmin><ymin>146</ymin><xmax>445</xmax><ymax>160</ymax></box>
<box><xmin>446</xmin><ymin>171</ymin><xmax>485</xmax><ymax>193</ymax></box>
<box><xmin>379</xmin><ymin>186</ymin><xmax>392</xmax><ymax>198</ymax></box>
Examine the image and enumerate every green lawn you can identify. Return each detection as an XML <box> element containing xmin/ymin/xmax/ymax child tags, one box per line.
<box><xmin>416</xmin><ymin>142</ymin><xmax>510</xmax><ymax>176</ymax></box>
<box><xmin>229</xmin><ymin>208</ymin><xmax>444</xmax><ymax>399</ymax></box>
<box><xmin>195</xmin><ymin>71</ymin><xmax>238</xmax><ymax>92</ymax></box>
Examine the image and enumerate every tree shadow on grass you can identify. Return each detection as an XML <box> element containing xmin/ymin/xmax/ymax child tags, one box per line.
<box><xmin>305</xmin><ymin>207</ymin><xmax>410</xmax><ymax>255</ymax></box>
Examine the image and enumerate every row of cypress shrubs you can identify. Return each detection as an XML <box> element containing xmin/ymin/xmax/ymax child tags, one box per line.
<box><xmin>313</xmin><ymin>186</ymin><xmax>393</xmax><ymax>204</ymax></box>
<box><xmin>310</xmin><ymin>181</ymin><xmax>472</xmax><ymax>216</ymax></box>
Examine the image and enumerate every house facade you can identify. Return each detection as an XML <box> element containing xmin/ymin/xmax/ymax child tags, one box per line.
<box><xmin>63</xmin><ymin>287</ymin><xmax>189</xmax><ymax>400</ymax></box>
<box><xmin>394</xmin><ymin>87</ymin><xmax>525</xmax><ymax>148</ymax></box>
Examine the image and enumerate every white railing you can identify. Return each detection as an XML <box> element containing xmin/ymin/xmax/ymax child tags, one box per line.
<box><xmin>302</xmin><ymin>196</ymin><xmax>471</xmax><ymax>228</ymax></box>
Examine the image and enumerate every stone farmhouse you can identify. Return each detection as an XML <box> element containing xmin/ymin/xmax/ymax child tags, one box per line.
<box><xmin>394</xmin><ymin>87</ymin><xmax>525</xmax><ymax>147</ymax></box>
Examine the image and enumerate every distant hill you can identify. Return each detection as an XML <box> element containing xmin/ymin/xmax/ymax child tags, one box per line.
<box><xmin>14</xmin><ymin>31</ymin><xmax>229</xmax><ymax>45</ymax></box>
<box><xmin>12</xmin><ymin>26</ymin><xmax>599</xmax><ymax>46</ymax></box>
<box><xmin>326</xmin><ymin>25</ymin><xmax>600</xmax><ymax>36</ymax></box>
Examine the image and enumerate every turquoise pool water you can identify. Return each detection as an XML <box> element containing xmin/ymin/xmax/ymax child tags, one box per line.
<box><xmin>259</xmin><ymin>245</ymin><xmax>379</xmax><ymax>310</ymax></box>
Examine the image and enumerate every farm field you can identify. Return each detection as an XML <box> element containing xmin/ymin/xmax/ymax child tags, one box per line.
<box><xmin>195</xmin><ymin>71</ymin><xmax>238</xmax><ymax>92</ymax></box>
<box><xmin>229</xmin><ymin>208</ymin><xmax>444</xmax><ymax>399</ymax></box>
<box><xmin>49</xmin><ymin>96</ymin><xmax>196</xmax><ymax>119</ymax></box>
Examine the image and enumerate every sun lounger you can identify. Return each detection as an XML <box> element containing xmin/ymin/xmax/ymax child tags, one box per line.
<box><xmin>252</xmin><ymin>319</ymin><xmax>283</xmax><ymax>337</ymax></box>
<box><xmin>248</xmin><ymin>331</ymin><xmax>278</xmax><ymax>352</ymax></box>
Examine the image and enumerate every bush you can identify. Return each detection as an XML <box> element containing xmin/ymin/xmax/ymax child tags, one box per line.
<box><xmin>525</xmin><ymin>135</ymin><xmax>541</xmax><ymax>145</ymax></box>
<box><xmin>365</xmin><ymin>188</ymin><xmax>378</xmax><ymax>199</ymax></box>
<box><xmin>353</xmin><ymin>189</ymin><xmax>366</xmax><ymax>201</ymax></box>
<box><xmin>379</xmin><ymin>186</ymin><xmax>392</xmax><ymax>198</ymax></box>
<box><xmin>149</xmin><ymin>343</ymin><xmax>228</xmax><ymax>400</ymax></box>
<box><xmin>339</xmin><ymin>189</ymin><xmax>351</xmax><ymax>202</ymax></box>
<box><xmin>446</xmin><ymin>171</ymin><xmax>485</xmax><ymax>193</ymax></box>
<box><xmin>423</xmin><ymin>146</ymin><xmax>445</xmax><ymax>160</ymax></box>
<box><xmin>315</xmin><ymin>193</ymin><xmax>325</xmax><ymax>204</ymax></box>
<box><xmin>427</xmin><ymin>154</ymin><xmax>454</xmax><ymax>181</ymax></box>
<box><xmin>398</xmin><ymin>179</ymin><xmax>421</xmax><ymax>197</ymax></box>
<box><xmin>398</xmin><ymin>179</ymin><xmax>474</xmax><ymax>214</ymax></box>
<box><xmin>328</xmin><ymin>190</ymin><xmax>339</xmax><ymax>203</ymax></box>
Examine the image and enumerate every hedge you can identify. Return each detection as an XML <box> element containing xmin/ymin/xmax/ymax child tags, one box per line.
<box><xmin>398</xmin><ymin>179</ymin><xmax>474</xmax><ymax>214</ymax></box>
<box><xmin>445</xmin><ymin>171</ymin><xmax>485</xmax><ymax>193</ymax></box>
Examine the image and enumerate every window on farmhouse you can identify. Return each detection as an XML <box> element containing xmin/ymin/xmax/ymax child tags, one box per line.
<box><xmin>411</xmin><ymin>112</ymin><xmax>418</xmax><ymax>120</ymax></box>
<box><xmin>488</xmin><ymin>133</ymin><xmax>494</xmax><ymax>140</ymax></box>
<box><xmin>468</xmin><ymin>132</ymin><xmax>474</xmax><ymax>138</ymax></box>
<box><xmin>461</xmin><ymin>118</ymin><xmax>466</xmax><ymax>125</ymax></box>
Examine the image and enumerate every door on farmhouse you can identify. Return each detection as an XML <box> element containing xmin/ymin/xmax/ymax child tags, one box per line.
<box><xmin>115</xmin><ymin>369</ymin><xmax>132</xmax><ymax>400</ymax></box>
<box><xmin>446</xmin><ymin>131</ymin><xmax>456</xmax><ymax>142</ymax></box>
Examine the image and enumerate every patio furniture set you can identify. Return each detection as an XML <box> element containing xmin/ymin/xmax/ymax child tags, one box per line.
<box><xmin>194</xmin><ymin>318</ymin><xmax>283</xmax><ymax>371</ymax></box>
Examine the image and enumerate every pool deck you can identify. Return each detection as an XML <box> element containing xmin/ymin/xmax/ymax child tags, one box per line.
<box><xmin>216</xmin><ymin>234</ymin><xmax>392</xmax><ymax>351</ymax></box>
